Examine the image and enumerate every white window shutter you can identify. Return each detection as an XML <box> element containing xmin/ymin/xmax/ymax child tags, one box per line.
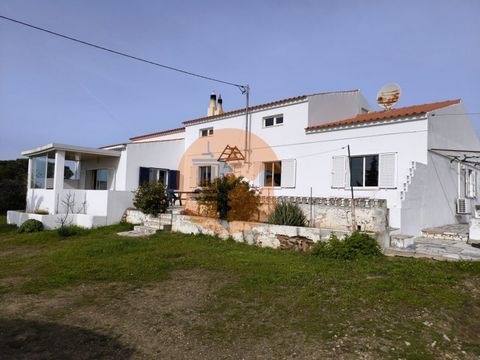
<box><xmin>332</xmin><ymin>156</ymin><xmax>346</xmax><ymax>188</ymax></box>
<box><xmin>281</xmin><ymin>159</ymin><xmax>296</xmax><ymax>188</ymax></box>
<box><xmin>379</xmin><ymin>153</ymin><xmax>396</xmax><ymax>189</ymax></box>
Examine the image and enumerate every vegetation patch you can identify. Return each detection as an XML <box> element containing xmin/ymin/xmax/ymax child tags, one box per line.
<box><xmin>133</xmin><ymin>182</ymin><xmax>169</xmax><ymax>216</ymax></box>
<box><xmin>312</xmin><ymin>231</ymin><xmax>382</xmax><ymax>259</ymax></box>
<box><xmin>267</xmin><ymin>200</ymin><xmax>307</xmax><ymax>227</ymax></box>
<box><xmin>18</xmin><ymin>219</ymin><xmax>44</xmax><ymax>233</ymax></box>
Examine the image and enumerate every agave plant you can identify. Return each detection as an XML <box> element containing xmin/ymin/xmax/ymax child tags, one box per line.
<box><xmin>267</xmin><ymin>201</ymin><xmax>307</xmax><ymax>227</ymax></box>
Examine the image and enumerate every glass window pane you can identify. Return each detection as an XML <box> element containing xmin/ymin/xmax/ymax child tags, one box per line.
<box><xmin>273</xmin><ymin>161</ymin><xmax>282</xmax><ymax>187</ymax></box>
<box><xmin>46</xmin><ymin>157</ymin><xmax>55</xmax><ymax>189</ymax></box>
<box><xmin>264</xmin><ymin>162</ymin><xmax>273</xmax><ymax>186</ymax></box>
<box><xmin>350</xmin><ymin>157</ymin><xmax>364</xmax><ymax>187</ymax></box>
<box><xmin>64</xmin><ymin>160</ymin><xmax>79</xmax><ymax>180</ymax></box>
<box><xmin>264</xmin><ymin>117</ymin><xmax>274</xmax><ymax>127</ymax></box>
<box><xmin>96</xmin><ymin>169</ymin><xmax>108</xmax><ymax>190</ymax></box>
<box><xmin>31</xmin><ymin>156</ymin><xmax>47</xmax><ymax>189</ymax></box>
<box><xmin>365</xmin><ymin>155</ymin><xmax>379</xmax><ymax>187</ymax></box>
<box><xmin>276</xmin><ymin>116</ymin><xmax>283</xmax><ymax>124</ymax></box>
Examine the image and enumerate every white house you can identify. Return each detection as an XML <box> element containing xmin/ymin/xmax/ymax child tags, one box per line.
<box><xmin>8</xmin><ymin>89</ymin><xmax>480</xmax><ymax>237</ymax></box>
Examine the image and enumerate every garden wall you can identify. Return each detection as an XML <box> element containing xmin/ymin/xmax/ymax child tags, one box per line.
<box><xmin>171</xmin><ymin>214</ymin><xmax>350</xmax><ymax>250</ymax></box>
<box><xmin>185</xmin><ymin>196</ymin><xmax>388</xmax><ymax>233</ymax></box>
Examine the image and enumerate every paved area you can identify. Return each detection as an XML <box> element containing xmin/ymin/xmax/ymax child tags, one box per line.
<box><xmin>386</xmin><ymin>236</ymin><xmax>480</xmax><ymax>261</ymax></box>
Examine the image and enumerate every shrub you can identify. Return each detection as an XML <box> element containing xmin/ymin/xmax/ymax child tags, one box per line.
<box><xmin>18</xmin><ymin>219</ymin><xmax>44</xmax><ymax>233</ymax></box>
<box><xmin>312</xmin><ymin>231</ymin><xmax>382</xmax><ymax>260</ymax></box>
<box><xmin>57</xmin><ymin>225</ymin><xmax>86</xmax><ymax>238</ymax></box>
<box><xmin>133</xmin><ymin>182</ymin><xmax>169</xmax><ymax>216</ymax></box>
<box><xmin>198</xmin><ymin>174</ymin><xmax>260</xmax><ymax>221</ymax></box>
<box><xmin>267</xmin><ymin>201</ymin><xmax>307</xmax><ymax>227</ymax></box>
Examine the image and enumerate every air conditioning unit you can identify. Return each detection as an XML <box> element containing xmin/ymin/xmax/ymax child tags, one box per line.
<box><xmin>456</xmin><ymin>198</ymin><xmax>471</xmax><ymax>214</ymax></box>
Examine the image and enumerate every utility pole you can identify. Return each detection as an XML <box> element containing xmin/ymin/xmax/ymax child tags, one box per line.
<box><xmin>347</xmin><ymin>145</ymin><xmax>357</xmax><ymax>231</ymax></box>
<box><xmin>240</xmin><ymin>85</ymin><xmax>250</xmax><ymax>163</ymax></box>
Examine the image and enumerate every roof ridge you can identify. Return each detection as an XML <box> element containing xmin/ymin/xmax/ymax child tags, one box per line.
<box><xmin>306</xmin><ymin>99</ymin><xmax>461</xmax><ymax>131</ymax></box>
<box><xmin>182</xmin><ymin>89</ymin><xmax>360</xmax><ymax>126</ymax></box>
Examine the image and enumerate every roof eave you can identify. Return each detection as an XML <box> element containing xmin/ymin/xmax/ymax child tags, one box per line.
<box><xmin>21</xmin><ymin>143</ymin><xmax>121</xmax><ymax>158</ymax></box>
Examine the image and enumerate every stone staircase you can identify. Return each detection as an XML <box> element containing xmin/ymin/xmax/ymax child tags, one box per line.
<box><xmin>118</xmin><ymin>206</ymin><xmax>183</xmax><ymax>237</ymax></box>
<box><xmin>387</xmin><ymin>224</ymin><xmax>480</xmax><ymax>260</ymax></box>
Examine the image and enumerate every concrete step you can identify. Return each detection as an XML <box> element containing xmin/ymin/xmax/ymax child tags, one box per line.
<box><xmin>390</xmin><ymin>234</ymin><xmax>414</xmax><ymax>249</ymax></box>
<box><xmin>133</xmin><ymin>225</ymin><xmax>158</xmax><ymax>234</ymax></box>
<box><xmin>144</xmin><ymin>219</ymin><xmax>171</xmax><ymax>229</ymax></box>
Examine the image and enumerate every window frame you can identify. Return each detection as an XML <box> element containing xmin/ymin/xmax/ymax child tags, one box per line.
<box><xmin>349</xmin><ymin>154</ymin><xmax>379</xmax><ymax>189</ymax></box>
<box><xmin>198</xmin><ymin>165</ymin><xmax>213</xmax><ymax>186</ymax></box>
<box><xmin>263</xmin><ymin>161</ymin><xmax>282</xmax><ymax>187</ymax></box>
<box><xmin>465</xmin><ymin>168</ymin><xmax>477</xmax><ymax>199</ymax></box>
<box><xmin>199</xmin><ymin>127</ymin><xmax>214</xmax><ymax>138</ymax></box>
<box><xmin>263</xmin><ymin>114</ymin><xmax>284</xmax><ymax>128</ymax></box>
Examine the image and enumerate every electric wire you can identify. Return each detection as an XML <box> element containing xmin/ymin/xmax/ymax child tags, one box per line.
<box><xmin>0</xmin><ymin>14</ymin><xmax>247</xmax><ymax>91</ymax></box>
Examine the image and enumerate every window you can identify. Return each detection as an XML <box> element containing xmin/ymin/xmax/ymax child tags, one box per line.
<box><xmin>349</xmin><ymin>155</ymin><xmax>379</xmax><ymax>187</ymax></box>
<box><xmin>263</xmin><ymin>115</ymin><xmax>283</xmax><ymax>128</ymax></box>
<box><xmin>200</xmin><ymin>127</ymin><xmax>214</xmax><ymax>137</ymax></box>
<box><xmin>149</xmin><ymin>168</ymin><xmax>168</xmax><ymax>185</ymax></box>
<box><xmin>86</xmin><ymin>169</ymin><xmax>108</xmax><ymax>190</ymax></box>
<box><xmin>30</xmin><ymin>154</ymin><xmax>55</xmax><ymax>189</ymax></box>
<box><xmin>263</xmin><ymin>161</ymin><xmax>282</xmax><ymax>187</ymax></box>
<box><xmin>198</xmin><ymin>166</ymin><xmax>212</xmax><ymax>186</ymax></box>
<box><xmin>31</xmin><ymin>155</ymin><xmax>47</xmax><ymax>189</ymax></box>
<box><xmin>466</xmin><ymin>168</ymin><xmax>477</xmax><ymax>198</ymax></box>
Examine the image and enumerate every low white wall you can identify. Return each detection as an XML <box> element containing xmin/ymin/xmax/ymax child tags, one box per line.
<box><xmin>26</xmin><ymin>189</ymin><xmax>56</xmax><ymax>214</ymax></box>
<box><xmin>107</xmin><ymin>191</ymin><xmax>134</xmax><ymax>224</ymax></box>
<box><xmin>7</xmin><ymin>211</ymin><xmax>108</xmax><ymax>229</ymax></box>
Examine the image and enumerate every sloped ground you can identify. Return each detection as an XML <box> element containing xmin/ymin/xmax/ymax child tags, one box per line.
<box><xmin>1</xmin><ymin>216</ymin><xmax>480</xmax><ymax>359</ymax></box>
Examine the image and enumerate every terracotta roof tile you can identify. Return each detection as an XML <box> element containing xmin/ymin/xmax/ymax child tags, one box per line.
<box><xmin>182</xmin><ymin>89</ymin><xmax>359</xmax><ymax>126</ymax></box>
<box><xmin>305</xmin><ymin>99</ymin><xmax>461</xmax><ymax>132</ymax></box>
<box><xmin>129</xmin><ymin>127</ymin><xmax>185</xmax><ymax>141</ymax></box>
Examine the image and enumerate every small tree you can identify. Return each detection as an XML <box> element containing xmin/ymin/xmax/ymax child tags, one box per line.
<box><xmin>133</xmin><ymin>182</ymin><xmax>169</xmax><ymax>216</ymax></box>
<box><xmin>198</xmin><ymin>174</ymin><xmax>260</xmax><ymax>221</ymax></box>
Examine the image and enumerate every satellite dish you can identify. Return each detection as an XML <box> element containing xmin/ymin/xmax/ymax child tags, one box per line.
<box><xmin>376</xmin><ymin>83</ymin><xmax>401</xmax><ymax>110</ymax></box>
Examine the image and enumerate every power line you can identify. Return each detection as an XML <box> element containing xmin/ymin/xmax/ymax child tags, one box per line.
<box><xmin>0</xmin><ymin>14</ymin><xmax>247</xmax><ymax>91</ymax></box>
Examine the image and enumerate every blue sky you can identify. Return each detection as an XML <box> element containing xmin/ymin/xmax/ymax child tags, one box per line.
<box><xmin>1</xmin><ymin>0</ymin><xmax>479</xmax><ymax>160</ymax></box>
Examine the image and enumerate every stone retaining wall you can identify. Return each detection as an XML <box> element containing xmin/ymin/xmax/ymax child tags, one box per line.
<box><xmin>185</xmin><ymin>196</ymin><xmax>388</xmax><ymax>233</ymax></box>
<box><xmin>171</xmin><ymin>214</ymin><xmax>350</xmax><ymax>250</ymax></box>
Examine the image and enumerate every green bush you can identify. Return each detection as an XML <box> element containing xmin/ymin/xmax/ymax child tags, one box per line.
<box><xmin>18</xmin><ymin>219</ymin><xmax>44</xmax><ymax>233</ymax></box>
<box><xmin>133</xmin><ymin>182</ymin><xmax>169</xmax><ymax>216</ymax></box>
<box><xmin>267</xmin><ymin>201</ymin><xmax>307</xmax><ymax>227</ymax></box>
<box><xmin>57</xmin><ymin>225</ymin><xmax>86</xmax><ymax>238</ymax></box>
<box><xmin>312</xmin><ymin>231</ymin><xmax>382</xmax><ymax>260</ymax></box>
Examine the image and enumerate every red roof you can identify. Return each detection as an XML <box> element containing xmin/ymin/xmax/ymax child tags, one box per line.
<box><xmin>305</xmin><ymin>99</ymin><xmax>461</xmax><ymax>131</ymax></box>
<box><xmin>182</xmin><ymin>89</ymin><xmax>359</xmax><ymax>126</ymax></box>
<box><xmin>129</xmin><ymin>127</ymin><xmax>185</xmax><ymax>141</ymax></box>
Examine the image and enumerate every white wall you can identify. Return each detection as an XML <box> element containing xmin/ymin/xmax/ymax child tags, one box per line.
<box><xmin>124</xmin><ymin>139</ymin><xmax>185</xmax><ymax>190</ymax></box>
<box><xmin>307</xmin><ymin>91</ymin><xmax>373</xmax><ymax>127</ymax></box>
<box><xmin>26</xmin><ymin>189</ymin><xmax>56</xmax><ymax>214</ymax></box>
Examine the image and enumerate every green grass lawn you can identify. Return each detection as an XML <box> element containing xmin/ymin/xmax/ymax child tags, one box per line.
<box><xmin>1</xmin><ymin>215</ymin><xmax>479</xmax><ymax>359</ymax></box>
